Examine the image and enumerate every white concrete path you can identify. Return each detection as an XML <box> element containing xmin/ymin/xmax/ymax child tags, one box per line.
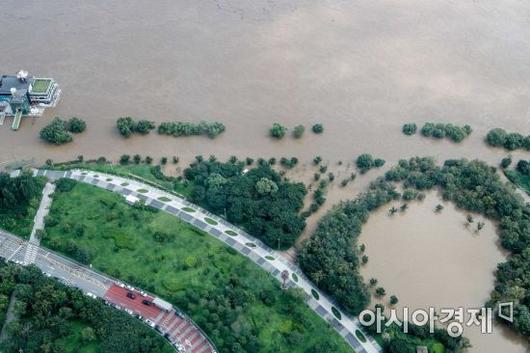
<box><xmin>23</xmin><ymin>182</ymin><xmax>55</xmax><ymax>265</ymax></box>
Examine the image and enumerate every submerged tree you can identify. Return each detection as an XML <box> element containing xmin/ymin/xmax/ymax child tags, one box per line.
<box><xmin>270</xmin><ymin>123</ymin><xmax>287</xmax><ymax>139</ymax></box>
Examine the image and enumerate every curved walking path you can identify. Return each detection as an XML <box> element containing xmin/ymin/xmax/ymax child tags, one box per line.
<box><xmin>25</xmin><ymin>168</ymin><xmax>381</xmax><ymax>353</ymax></box>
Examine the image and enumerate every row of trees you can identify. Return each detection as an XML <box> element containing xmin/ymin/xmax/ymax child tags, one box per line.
<box><xmin>486</xmin><ymin>127</ymin><xmax>530</xmax><ymax>151</ymax></box>
<box><xmin>183</xmin><ymin>157</ymin><xmax>307</xmax><ymax>249</ymax></box>
<box><xmin>420</xmin><ymin>122</ymin><xmax>472</xmax><ymax>142</ymax></box>
<box><xmin>0</xmin><ymin>260</ymin><xmax>173</xmax><ymax>353</ymax></box>
<box><xmin>158</xmin><ymin>121</ymin><xmax>225</xmax><ymax>139</ymax></box>
<box><xmin>300</xmin><ymin>157</ymin><xmax>530</xmax><ymax>350</ymax></box>
<box><xmin>0</xmin><ymin>171</ymin><xmax>41</xmax><ymax>213</ymax></box>
<box><xmin>269</xmin><ymin>123</ymin><xmax>324</xmax><ymax>139</ymax></box>
<box><xmin>116</xmin><ymin>117</ymin><xmax>156</xmax><ymax>137</ymax></box>
<box><xmin>40</xmin><ymin>117</ymin><xmax>86</xmax><ymax>144</ymax></box>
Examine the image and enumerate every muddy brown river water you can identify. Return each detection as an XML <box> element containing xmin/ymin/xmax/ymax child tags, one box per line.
<box><xmin>1</xmin><ymin>0</ymin><xmax>530</xmax><ymax>352</ymax></box>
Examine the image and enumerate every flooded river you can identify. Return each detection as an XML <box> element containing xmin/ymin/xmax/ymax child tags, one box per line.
<box><xmin>1</xmin><ymin>1</ymin><xmax>530</xmax><ymax>351</ymax></box>
<box><xmin>1</xmin><ymin>0</ymin><xmax>530</xmax><ymax>168</ymax></box>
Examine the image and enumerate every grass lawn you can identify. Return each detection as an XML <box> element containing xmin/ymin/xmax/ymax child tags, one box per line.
<box><xmin>52</xmin><ymin>161</ymin><xmax>192</xmax><ymax>197</ymax></box>
<box><xmin>43</xmin><ymin>181</ymin><xmax>353</xmax><ymax>353</ymax></box>
<box><xmin>0</xmin><ymin>177</ymin><xmax>46</xmax><ymax>239</ymax></box>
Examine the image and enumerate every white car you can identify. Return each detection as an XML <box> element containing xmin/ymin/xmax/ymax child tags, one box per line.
<box><xmin>144</xmin><ymin>319</ymin><xmax>156</xmax><ymax>328</ymax></box>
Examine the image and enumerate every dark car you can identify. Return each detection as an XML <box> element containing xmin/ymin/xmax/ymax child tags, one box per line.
<box><xmin>126</xmin><ymin>292</ymin><xmax>136</xmax><ymax>299</ymax></box>
<box><xmin>142</xmin><ymin>299</ymin><xmax>152</xmax><ymax>306</ymax></box>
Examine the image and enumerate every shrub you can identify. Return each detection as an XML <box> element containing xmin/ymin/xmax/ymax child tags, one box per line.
<box><xmin>270</xmin><ymin>123</ymin><xmax>287</xmax><ymax>139</ymax></box>
<box><xmin>40</xmin><ymin>118</ymin><xmax>73</xmax><ymax>145</ymax></box>
<box><xmin>312</xmin><ymin>123</ymin><xmax>324</xmax><ymax>134</ymax></box>
<box><xmin>516</xmin><ymin>160</ymin><xmax>530</xmax><ymax>175</ymax></box>
<box><xmin>501</xmin><ymin>156</ymin><xmax>512</xmax><ymax>169</ymax></box>
<box><xmin>117</xmin><ymin>117</ymin><xmax>155</xmax><ymax>137</ymax></box>
<box><xmin>401</xmin><ymin>123</ymin><xmax>417</xmax><ymax>135</ymax></box>
<box><xmin>293</xmin><ymin>125</ymin><xmax>305</xmax><ymax>138</ymax></box>
<box><xmin>116</xmin><ymin>117</ymin><xmax>136</xmax><ymax>137</ymax></box>
<box><xmin>486</xmin><ymin>128</ymin><xmax>507</xmax><ymax>147</ymax></box>
<box><xmin>119</xmin><ymin>155</ymin><xmax>130</xmax><ymax>165</ymax></box>
<box><xmin>135</xmin><ymin>120</ymin><xmax>156</xmax><ymax>135</ymax></box>
<box><xmin>374</xmin><ymin>158</ymin><xmax>385</xmax><ymax>167</ymax></box>
<box><xmin>356</xmin><ymin>154</ymin><xmax>374</xmax><ymax>173</ymax></box>
<box><xmin>375</xmin><ymin>287</ymin><xmax>386</xmax><ymax>297</ymax></box>
<box><xmin>66</xmin><ymin>117</ymin><xmax>86</xmax><ymax>133</ymax></box>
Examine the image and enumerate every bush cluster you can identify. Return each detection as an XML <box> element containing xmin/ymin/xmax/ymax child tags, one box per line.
<box><xmin>420</xmin><ymin>122</ymin><xmax>472</xmax><ymax>142</ymax></box>
<box><xmin>116</xmin><ymin>117</ymin><xmax>155</xmax><ymax>137</ymax></box>
<box><xmin>40</xmin><ymin>117</ymin><xmax>86</xmax><ymax>144</ymax></box>
<box><xmin>486</xmin><ymin>128</ymin><xmax>530</xmax><ymax>151</ymax></box>
<box><xmin>158</xmin><ymin>121</ymin><xmax>225</xmax><ymax>138</ymax></box>
<box><xmin>356</xmin><ymin>153</ymin><xmax>385</xmax><ymax>173</ymax></box>
<box><xmin>401</xmin><ymin>123</ymin><xmax>417</xmax><ymax>135</ymax></box>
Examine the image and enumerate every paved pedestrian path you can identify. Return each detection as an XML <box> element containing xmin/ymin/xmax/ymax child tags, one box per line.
<box><xmin>23</xmin><ymin>182</ymin><xmax>55</xmax><ymax>265</ymax></box>
<box><xmin>17</xmin><ymin>169</ymin><xmax>381</xmax><ymax>353</ymax></box>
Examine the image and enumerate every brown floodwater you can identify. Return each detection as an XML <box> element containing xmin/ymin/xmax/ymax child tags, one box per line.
<box><xmin>1</xmin><ymin>1</ymin><xmax>530</xmax><ymax>351</ymax></box>
<box><xmin>360</xmin><ymin>192</ymin><xmax>529</xmax><ymax>353</ymax></box>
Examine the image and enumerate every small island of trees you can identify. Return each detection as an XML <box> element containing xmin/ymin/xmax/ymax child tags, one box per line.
<box><xmin>420</xmin><ymin>122</ymin><xmax>472</xmax><ymax>142</ymax></box>
<box><xmin>157</xmin><ymin>121</ymin><xmax>225</xmax><ymax>138</ymax></box>
<box><xmin>116</xmin><ymin>117</ymin><xmax>155</xmax><ymax>137</ymax></box>
<box><xmin>356</xmin><ymin>153</ymin><xmax>385</xmax><ymax>173</ymax></box>
<box><xmin>40</xmin><ymin>117</ymin><xmax>87</xmax><ymax>144</ymax></box>
<box><xmin>486</xmin><ymin>127</ymin><xmax>530</xmax><ymax>151</ymax></box>
<box><xmin>270</xmin><ymin>123</ymin><xmax>287</xmax><ymax>139</ymax></box>
<box><xmin>402</xmin><ymin>123</ymin><xmax>417</xmax><ymax>135</ymax></box>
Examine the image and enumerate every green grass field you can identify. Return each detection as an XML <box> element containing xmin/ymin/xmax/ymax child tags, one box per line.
<box><xmin>43</xmin><ymin>181</ymin><xmax>353</xmax><ymax>353</ymax></box>
<box><xmin>0</xmin><ymin>177</ymin><xmax>46</xmax><ymax>239</ymax></box>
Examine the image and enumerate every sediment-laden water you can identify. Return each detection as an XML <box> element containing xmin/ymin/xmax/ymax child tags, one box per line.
<box><xmin>1</xmin><ymin>1</ymin><xmax>530</xmax><ymax>351</ymax></box>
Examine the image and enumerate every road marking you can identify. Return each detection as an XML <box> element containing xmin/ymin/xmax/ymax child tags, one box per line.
<box><xmin>7</xmin><ymin>244</ymin><xmax>23</xmax><ymax>261</ymax></box>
